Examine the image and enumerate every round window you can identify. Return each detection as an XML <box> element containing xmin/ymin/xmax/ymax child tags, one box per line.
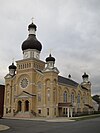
<box><xmin>20</xmin><ymin>78</ymin><xmax>29</xmax><ymax>88</ymax></box>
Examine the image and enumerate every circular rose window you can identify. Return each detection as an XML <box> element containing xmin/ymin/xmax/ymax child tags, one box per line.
<box><xmin>20</xmin><ymin>78</ymin><xmax>29</xmax><ymax>88</ymax></box>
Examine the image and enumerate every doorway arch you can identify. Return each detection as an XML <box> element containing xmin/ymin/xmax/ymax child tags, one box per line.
<box><xmin>18</xmin><ymin>101</ymin><xmax>22</xmax><ymax>111</ymax></box>
<box><xmin>25</xmin><ymin>100</ymin><xmax>29</xmax><ymax>111</ymax></box>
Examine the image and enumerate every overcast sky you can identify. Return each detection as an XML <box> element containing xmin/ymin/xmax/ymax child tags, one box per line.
<box><xmin>0</xmin><ymin>0</ymin><xmax>100</xmax><ymax>95</ymax></box>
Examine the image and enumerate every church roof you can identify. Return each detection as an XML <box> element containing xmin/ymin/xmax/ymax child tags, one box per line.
<box><xmin>58</xmin><ymin>76</ymin><xmax>79</xmax><ymax>87</ymax></box>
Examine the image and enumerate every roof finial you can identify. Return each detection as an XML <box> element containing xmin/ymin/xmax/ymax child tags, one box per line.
<box><xmin>68</xmin><ymin>74</ymin><xmax>71</xmax><ymax>79</ymax></box>
<box><xmin>49</xmin><ymin>48</ymin><xmax>53</xmax><ymax>56</ymax></box>
<box><xmin>12</xmin><ymin>58</ymin><xmax>14</xmax><ymax>64</ymax></box>
<box><xmin>31</xmin><ymin>17</ymin><xmax>34</xmax><ymax>23</ymax></box>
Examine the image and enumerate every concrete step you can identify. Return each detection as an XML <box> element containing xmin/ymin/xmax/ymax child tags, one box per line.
<box><xmin>15</xmin><ymin>112</ymin><xmax>34</xmax><ymax>118</ymax></box>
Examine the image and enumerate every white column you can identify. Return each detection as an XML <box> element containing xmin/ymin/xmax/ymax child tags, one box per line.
<box><xmin>67</xmin><ymin>107</ymin><xmax>69</xmax><ymax>118</ymax></box>
<box><xmin>70</xmin><ymin>108</ymin><xmax>73</xmax><ymax>117</ymax></box>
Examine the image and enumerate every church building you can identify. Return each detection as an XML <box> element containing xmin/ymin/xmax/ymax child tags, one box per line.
<box><xmin>4</xmin><ymin>21</ymin><xmax>93</xmax><ymax>118</ymax></box>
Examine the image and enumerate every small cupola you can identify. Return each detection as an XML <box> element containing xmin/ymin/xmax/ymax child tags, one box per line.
<box><xmin>28</xmin><ymin>22</ymin><xmax>37</xmax><ymax>31</ymax></box>
<box><xmin>9</xmin><ymin>62</ymin><xmax>16</xmax><ymax>76</ymax></box>
<box><xmin>43</xmin><ymin>53</ymin><xmax>59</xmax><ymax>73</ymax></box>
<box><xmin>28</xmin><ymin>22</ymin><xmax>37</xmax><ymax>35</ymax></box>
<box><xmin>46</xmin><ymin>54</ymin><xmax>55</xmax><ymax>62</ymax></box>
<box><xmin>82</xmin><ymin>72</ymin><xmax>89</xmax><ymax>83</ymax></box>
<box><xmin>45</xmin><ymin>54</ymin><xmax>55</xmax><ymax>68</ymax></box>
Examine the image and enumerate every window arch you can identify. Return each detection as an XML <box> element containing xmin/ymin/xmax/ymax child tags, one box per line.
<box><xmin>53</xmin><ymin>79</ymin><xmax>57</xmax><ymax>87</ymax></box>
<box><xmin>45</xmin><ymin>79</ymin><xmax>50</xmax><ymax>88</ymax></box>
<box><xmin>63</xmin><ymin>91</ymin><xmax>67</xmax><ymax>103</ymax></box>
<box><xmin>58</xmin><ymin>87</ymin><xmax>62</xmax><ymax>102</ymax></box>
<box><xmin>83</xmin><ymin>92</ymin><xmax>86</xmax><ymax>103</ymax></box>
<box><xmin>71</xmin><ymin>92</ymin><xmax>74</xmax><ymax>104</ymax></box>
<box><xmin>53</xmin><ymin>89</ymin><xmax>56</xmax><ymax>103</ymax></box>
<box><xmin>38</xmin><ymin>93</ymin><xmax>41</xmax><ymax>102</ymax></box>
<box><xmin>47</xmin><ymin>89</ymin><xmax>50</xmax><ymax>101</ymax></box>
<box><xmin>77</xmin><ymin>93</ymin><xmax>80</xmax><ymax>104</ymax></box>
<box><xmin>37</xmin><ymin>82</ymin><xmax>42</xmax><ymax>90</ymax></box>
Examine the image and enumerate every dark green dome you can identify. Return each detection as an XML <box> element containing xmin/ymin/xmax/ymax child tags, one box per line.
<box><xmin>46</xmin><ymin>54</ymin><xmax>55</xmax><ymax>62</ymax></box>
<box><xmin>9</xmin><ymin>63</ymin><xmax>16</xmax><ymax>70</ymax></box>
<box><xmin>21</xmin><ymin>34</ymin><xmax>42</xmax><ymax>51</ymax></box>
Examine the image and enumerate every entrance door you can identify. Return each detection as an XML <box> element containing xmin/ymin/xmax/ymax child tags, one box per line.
<box><xmin>58</xmin><ymin>108</ymin><xmax>62</xmax><ymax>116</ymax></box>
<box><xmin>25</xmin><ymin>100</ymin><xmax>29</xmax><ymax>111</ymax></box>
<box><xmin>63</xmin><ymin>108</ymin><xmax>67</xmax><ymax>116</ymax></box>
<box><xmin>18</xmin><ymin>101</ymin><xmax>22</xmax><ymax>111</ymax></box>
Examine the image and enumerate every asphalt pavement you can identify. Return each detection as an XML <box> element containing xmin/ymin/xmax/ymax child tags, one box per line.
<box><xmin>0</xmin><ymin>117</ymin><xmax>100</xmax><ymax>133</ymax></box>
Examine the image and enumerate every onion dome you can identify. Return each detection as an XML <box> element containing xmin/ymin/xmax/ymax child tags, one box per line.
<box><xmin>21</xmin><ymin>35</ymin><xmax>42</xmax><ymax>51</ymax></box>
<box><xmin>28</xmin><ymin>22</ymin><xmax>37</xmax><ymax>31</ymax></box>
<box><xmin>9</xmin><ymin>63</ymin><xmax>17</xmax><ymax>70</ymax></box>
<box><xmin>21</xmin><ymin>22</ymin><xmax>42</xmax><ymax>51</ymax></box>
<box><xmin>82</xmin><ymin>72</ymin><xmax>89</xmax><ymax>78</ymax></box>
<box><xmin>46</xmin><ymin>54</ymin><xmax>55</xmax><ymax>62</ymax></box>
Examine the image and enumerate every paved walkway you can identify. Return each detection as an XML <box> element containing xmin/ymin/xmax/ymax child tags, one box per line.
<box><xmin>3</xmin><ymin>116</ymin><xmax>75</xmax><ymax>122</ymax></box>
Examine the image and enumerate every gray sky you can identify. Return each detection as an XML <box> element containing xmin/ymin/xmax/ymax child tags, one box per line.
<box><xmin>0</xmin><ymin>0</ymin><xmax>100</xmax><ymax>95</ymax></box>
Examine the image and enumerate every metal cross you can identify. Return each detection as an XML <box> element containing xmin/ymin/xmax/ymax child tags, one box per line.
<box><xmin>31</xmin><ymin>17</ymin><xmax>34</xmax><ymax>23</ymax></box>
<box><xmin>49</xmin><ymin>48</ymin><xmax>53</xmax><ymax>55</ymax></box>
<box><xmin>12</xmin><ymin>58</ymin><xmax>14</xmax><ymax>63</ymax></box>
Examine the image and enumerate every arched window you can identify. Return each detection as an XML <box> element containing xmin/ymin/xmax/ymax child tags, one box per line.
<box><xmin>63</xmin><ymin>91</ymin><xmax>67</xmax><ymax>103</ymax></box>
<box><xmin>18</xmin><ymin>101</ymin><xmax>22</xmax><ymax>111</ymax></box>
<box><xmin>37</xmin><ymin>82</ymin><xmax>42</xmax><ymax>90</ymax></box>
<box><xmin>83</xmin><ymin>93</ymin><xmax>86</xmax><ymax>103</ymax></box>
<box><xmin>47</xmin><ymin>89</ymin><xmax>50</xmax><ymax>101</ymax></box>
<box><xmin>77</xmin><ymin>94</ymin><xmax>80</xmax><ymax>104</ymax></box>
<box><xmin>71</xmin><ymin>92</ymin><xmax>74</xmax><ymax>104</ymax></box>
<box><xmin>53</xmin><ymin>79</ymin><xmax>56</xmax><ymax>87</ymax></box>
<box><xmin>25</xmin><ymin>100</ymin><xmax>29</xmax><ymax>111</ymax></box>
<box><xmin>38</xmin><ymin>93</ymin><xmax>41</xmax><ymax>102</ymax></box>
<box><xmin>58</xmin><ymin>87</ymin><xmax>62</xmax><ymax>102</ymax></box>
<box><xmin>53</xmin><ymin>89</ymin><xmax>56</xmax><ymax>103</ymax></box>
<box><xmin>46</xmin><ymin>79</ymin><xmax>50</xmax><ymax>88</ymax></box>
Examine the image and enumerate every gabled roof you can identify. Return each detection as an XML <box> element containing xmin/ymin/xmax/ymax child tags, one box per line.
<box><xmin>15</xmin><ymin>91</ymin><xmax>36</xmax><ymax>98</ymax></box>
<box><xmin>81</xmin><ymin>85</ymin><xmax>88</xmax><ymax>90</ymax></box>
<box><xmin>84</xmin><ymin>104</ymin><xmax>93</xmax><ymax>108</ymax></box>
<box><xmin>58</xmin><ymin>76</ymin><xmax>79</xmax><ymax>87</ymax></box>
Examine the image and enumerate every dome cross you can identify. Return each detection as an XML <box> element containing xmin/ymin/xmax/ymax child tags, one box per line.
<box><xmin>31</xmin><ymin>17</ymin><xmax>34</xmax><ymax>23</ymax></box>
